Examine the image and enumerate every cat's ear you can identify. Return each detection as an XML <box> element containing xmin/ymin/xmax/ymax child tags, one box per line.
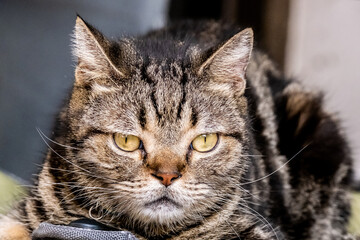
<box><xmin>72</xmin><ymin>16</ymin><xmax>125</xmax><ymax>83</ymax></box>
<box><xmin>198</xmin><ymin>28</ymin><xmax>253</xmax><ymax>94</ymax></box>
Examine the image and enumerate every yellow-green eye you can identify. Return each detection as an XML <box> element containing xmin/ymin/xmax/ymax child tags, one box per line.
<box><xmin>113</xmin><ymin>133</ymin><xmax>141</xmax><ymax>152</ymax></box>
<box><xmin>191</xmin><ymin>133</ymin><xmax>218</xmax><ymax>152</ymax></box>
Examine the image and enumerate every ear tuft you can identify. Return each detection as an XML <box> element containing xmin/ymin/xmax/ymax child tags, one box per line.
<box><xmin>198</xmin><ymin>28</ymin><xmax>254</xmax><ymax>94</ymax></box>
<box><xmin>72</xmin><ymin>16</ymin><xmax>124</xmax><ymax>83</ymax></box>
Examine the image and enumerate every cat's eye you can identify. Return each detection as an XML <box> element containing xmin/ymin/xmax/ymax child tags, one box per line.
<box><xmin>191</xmin><ymin>133</ymin><xmax>218</xmax><ymax>152</ymax></box>
<box><xmin>113</xmin><ymin>133</ymin><xmax>141</xmax><ymax>152</ymax></box>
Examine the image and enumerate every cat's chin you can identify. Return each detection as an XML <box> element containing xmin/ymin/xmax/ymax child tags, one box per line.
<box><xmin>141</xmin><ymin>196</ymin><xmax>184</xmax><ymax>224</ymax></box>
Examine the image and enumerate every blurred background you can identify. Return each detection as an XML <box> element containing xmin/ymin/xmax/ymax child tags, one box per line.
<box><xmin>0</xmin><ymin>0</ymin><xmax>359</xmax><ymax>192</ymax></box>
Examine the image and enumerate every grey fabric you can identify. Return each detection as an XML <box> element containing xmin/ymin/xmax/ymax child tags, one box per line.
<box><xmin>32</xmin><ymin>222</ymin><xmax>138</xmax><ymax>240</ymax></box>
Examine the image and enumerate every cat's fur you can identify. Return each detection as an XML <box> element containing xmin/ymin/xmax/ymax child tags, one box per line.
<box><xmin>0</xmin><ymin>17</ymin><xmax>355</xmax><ymax>240</ymax></box>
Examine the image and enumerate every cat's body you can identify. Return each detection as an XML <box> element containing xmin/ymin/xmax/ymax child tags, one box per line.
<box><xmin>0</xmin><ymin>19</ymin><xmax>355</xmax><ymax>240</ymax></box>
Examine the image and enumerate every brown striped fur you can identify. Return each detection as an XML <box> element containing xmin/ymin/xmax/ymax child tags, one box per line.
<box><xmin>0</xmin><ymin>18</ymin><xmax>356</xmax><ymax>239</ymax></box>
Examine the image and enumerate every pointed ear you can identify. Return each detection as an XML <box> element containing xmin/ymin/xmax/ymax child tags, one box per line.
<box><xmin>198</xmin><ymin>28</ymin><xmax>253</xmax><ymax>94</ymax></box>
<box><xmin>72</xmin><ymin>16</ymin><xmax>125</xmax><ymax>83</ymax></box>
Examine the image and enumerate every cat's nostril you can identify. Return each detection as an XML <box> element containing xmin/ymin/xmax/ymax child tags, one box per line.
<box><xmin>151</xmin><ymin>172</ymin><xmax>182</xmax><ymax>187</ymax></box>
<box><xmin>151</xmin><ymin>173</ymin><xmax>163</xmax><ymax>181</ymax></box>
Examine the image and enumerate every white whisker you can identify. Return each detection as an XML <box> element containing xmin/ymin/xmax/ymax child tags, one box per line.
<box><xmin>240</xmin><ymin>144</ymin><xmax>310</xmax><ymax>186</ymax></box>
<box><xmin>36</xmin><ymin>127</ymin><xmax>79</xmax><ymax>150</ymax></box>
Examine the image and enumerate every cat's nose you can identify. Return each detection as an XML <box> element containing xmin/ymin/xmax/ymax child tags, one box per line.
<box><xmin>151</xmin><ymin>172</ymin><xmax>182</xmax><ymax>187</ymax></box>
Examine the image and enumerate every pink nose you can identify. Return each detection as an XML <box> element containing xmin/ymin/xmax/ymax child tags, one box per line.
<box><xmin>151</xmin><ymin>172</ymin><xmax>182</xmax><ymax>186</ymax></box>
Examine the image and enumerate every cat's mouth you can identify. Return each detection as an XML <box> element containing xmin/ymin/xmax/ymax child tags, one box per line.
<box><xmin>144</xmin><ymin>196</ymin><xmax>181</xmax><ymax>209</ymax></box>
<box><xmin>140</xmin><ymin>196</ymin><xmax>184</xmax><ymax>223</ymax></box>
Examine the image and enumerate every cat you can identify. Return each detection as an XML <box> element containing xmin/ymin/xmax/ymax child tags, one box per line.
<box><xmin>0</xmin><ymin>16</ymin><xmax>356</xmax><ymax>240</ymax></box>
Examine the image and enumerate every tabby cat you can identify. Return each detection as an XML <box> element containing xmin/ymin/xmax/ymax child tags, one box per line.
<box><xmin>0</xmin><ymin>17</ymin><xmax>355</xmax><ymax>240</ymax></box>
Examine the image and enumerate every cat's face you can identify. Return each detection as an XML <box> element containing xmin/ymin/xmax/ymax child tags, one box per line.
<box><xmin>65</xmin><ymin>17</ymin><xmax>253</xmax><ymax>229</ymax></box>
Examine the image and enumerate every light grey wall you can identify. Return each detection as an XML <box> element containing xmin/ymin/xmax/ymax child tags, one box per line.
<box><xmin>285</xmin><ymin>0</ymin><xmax>360</xmax><ymax>180</ymax></box>
<box><xmin>0</xmin><ymin>0</ymin><xmax>169</xmax><ymax>181</ymax></box>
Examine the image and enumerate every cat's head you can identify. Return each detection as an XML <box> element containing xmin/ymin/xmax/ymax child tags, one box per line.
<box><xmin>65</xmin><ymin>16</ymin><xmax>253</xmax><ymax>234</ymax></box>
